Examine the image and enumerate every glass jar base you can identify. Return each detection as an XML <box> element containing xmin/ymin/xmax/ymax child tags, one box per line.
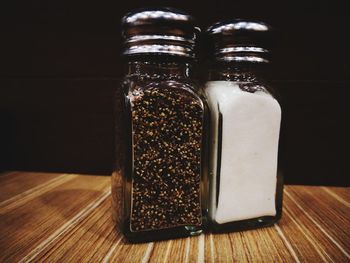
<box><xmin>210</xmin><ymin>213</ymin><xmax>282</xmax><ymax>233</ymax></box>
<box><xmin>122</xmin><ymin>220</ymin><xmax>203</xmax><ymax>243</ymax></box>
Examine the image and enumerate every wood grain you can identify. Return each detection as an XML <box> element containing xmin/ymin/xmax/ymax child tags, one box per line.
<box><xmin>0</xmin><ymin>172</ymin><xmax>349</xmax><ymax>262</ymax></box>
<box><xmin>0</xmin><ymin>171</ymin><xmax>65</xmax><ymax>202</ymax></box>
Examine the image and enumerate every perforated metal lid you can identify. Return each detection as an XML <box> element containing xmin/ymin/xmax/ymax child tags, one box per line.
<box><xmin>121</xmin><ymin>8</ymin><xmax>199</xmax><ymax>58</ymax></box>
<box><xmin>206</xmin><ymin>20</ymin><xmax>272</xmax><ymax>63</ymax></box>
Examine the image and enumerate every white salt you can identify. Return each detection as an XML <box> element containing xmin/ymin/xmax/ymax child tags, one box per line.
<box><xmin>205</xmin><ymin>81</ymin><xmax>281</xmax><ymax>224</ymax></box>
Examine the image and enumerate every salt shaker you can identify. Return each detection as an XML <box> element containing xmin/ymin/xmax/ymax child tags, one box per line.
<box><xmin>112</xmin><ymin>8</ymin><xmax>209</xmax><ymax>242</ymax></box>
<box><xmin>205</xmin><ymin>20</ymin><xmax>283</xmax><ymax>232</ymax></box>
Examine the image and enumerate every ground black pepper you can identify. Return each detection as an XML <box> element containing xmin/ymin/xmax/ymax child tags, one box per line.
<box><xmin>129</xmin><ymin>83</ymin><xmax>203</xmax><ymax>232</ymax></box>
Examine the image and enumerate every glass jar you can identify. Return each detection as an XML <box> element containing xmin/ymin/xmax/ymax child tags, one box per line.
<box><xmin>205</xmin><ymin>20</ymin><xmax>283</xmax><ymax>232</ymax></box>
<box><xmin>112</xmin><ymin>8</ymin><xmax>209</xmax><ymax>243</ymax></box>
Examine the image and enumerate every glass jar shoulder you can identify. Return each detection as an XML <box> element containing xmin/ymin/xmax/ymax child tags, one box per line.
<box><xmin>205</xmin><ymin>80</ymin><xmax>275</xmax><ymax>97</ymax></box>
<box><xmin>205</xmin><ymin>80</ymin><xmax>281</xmax><ymax>119</ymax></box>
<box><xmin>122</xmin><ymin>75</ymin><xmax>206</xmax><ymax>108</ymax></box>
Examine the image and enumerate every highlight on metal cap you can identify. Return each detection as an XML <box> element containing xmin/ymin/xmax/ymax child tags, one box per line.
<box><xmin>121</xmin><ymin>8</ymin><xmax>200</xmax><ymax>58</ymax></box>
<box><xmin>206</xmin><ymin>20</ymin><xmax>272</xmax><ymax>63</ymax></box>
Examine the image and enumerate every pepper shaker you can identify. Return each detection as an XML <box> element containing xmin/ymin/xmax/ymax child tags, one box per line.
<box><xmin>112</xmin><ymin>8</ymin><xmax>209</xmax><ymax>242</ymax></box>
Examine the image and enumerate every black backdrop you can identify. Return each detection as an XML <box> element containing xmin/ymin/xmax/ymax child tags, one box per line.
<box><xmin>1</xmin><ymin>1</ymin><xmax>349</xmax><ymax>186</ymax></box>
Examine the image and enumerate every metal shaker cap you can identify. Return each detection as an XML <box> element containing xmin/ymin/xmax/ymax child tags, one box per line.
<box><xmin>121</xmin><ymin>8</ymin><xmax>199</xmax><ymax>58</ymax></box>
<box><xmin>206</xmin><ymin>20</ymin><xmax>272</xmax><ymax>63</ymax></box>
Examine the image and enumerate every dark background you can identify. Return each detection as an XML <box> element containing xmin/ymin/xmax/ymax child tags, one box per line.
<box><xmin>0</xmin><ymin>1</ymin><xmax>349</xmax><ymax>186</ymax></box>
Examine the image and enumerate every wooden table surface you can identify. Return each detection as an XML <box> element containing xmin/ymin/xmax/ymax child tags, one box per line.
<box><xmin>0</xmin><ymin>171</ymin><xmax>349</xmax><ymax>262</ymax></box>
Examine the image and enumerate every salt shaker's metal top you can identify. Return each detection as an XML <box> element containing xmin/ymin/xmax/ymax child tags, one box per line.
<box><xmin>206</xmin><ymin>20</ymin><xmax>272</xmax><ymax>63</ymax></box>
